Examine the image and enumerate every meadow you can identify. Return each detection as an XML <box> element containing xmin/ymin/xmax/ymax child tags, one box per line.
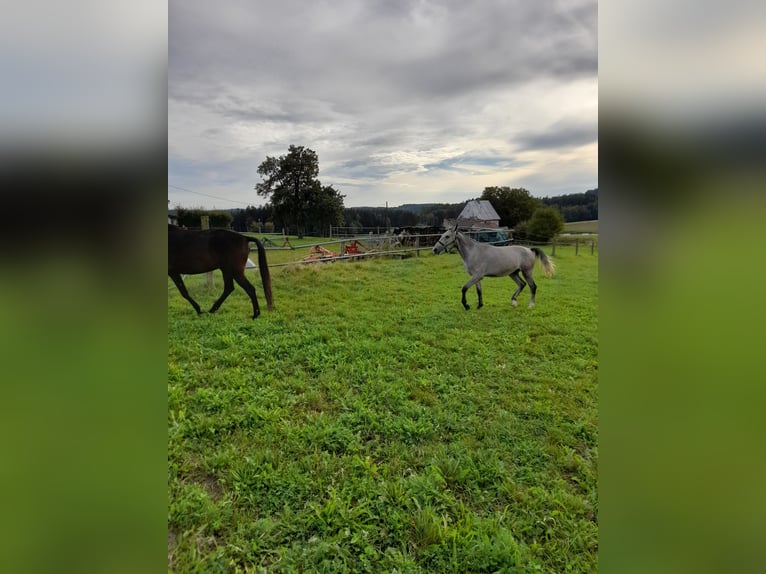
<box><xmin>168</xmin><ymin>240</ymin><xmax>598</xmax><ymax>573</ymax></box>
<box><xmin>562</xmin><ymin>220</ymin><xmax>598</xmax><ymax>235</ymax></box>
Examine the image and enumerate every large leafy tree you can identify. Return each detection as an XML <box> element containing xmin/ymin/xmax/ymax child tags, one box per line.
<box><xmin>480</xmin><ymin>186</ymin><xmax>541</xmax><ymax>228</ymax></box>
<box><xmin>526</xmin><ymin>206</ymin><xmax>565</xmax><ymax>242</ymax></box>
<box><xmin>311</xmin><ymin>184</ymin><xmax>346</xmax><ymax>235</ymax></box>
<box><xmin>255</xmin><ymin>145</ymin><xmax>343</xmax><ymax>238</ymax></box>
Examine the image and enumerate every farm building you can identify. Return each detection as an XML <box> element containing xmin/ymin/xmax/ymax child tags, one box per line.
<box><xmin>444</xmin><ymin>199</ymin><xmax>501</xmax><ymax>229</ymax></box>
<box><xmin>168</xmin><ymin>209</ymin><xmax>179</xmax><ymax>225</ymax></box>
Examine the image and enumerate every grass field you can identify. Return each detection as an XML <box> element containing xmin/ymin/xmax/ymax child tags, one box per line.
<box><xmin>562</xmin><ymin>220</ymin><xmax>598</xmax><ymax>234</ymax></box>
<box><xmin>168</xmin><ymin>243</ymin><xmax>598</xmax><ymax>573</ymax></box>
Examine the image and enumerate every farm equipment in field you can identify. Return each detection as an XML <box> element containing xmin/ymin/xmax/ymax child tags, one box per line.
<box><xmin>260</xmin><ymin>236</ymin><xmax>294</xmax><ymax>249</ymax></box>
<box><xmin>303</xmin><ymin>244</ymin><xmax>339</xmax><ymax>261</ymax></box>
<box><xmin>302</xmin><ymin>239</ymin><xmax>370</xmax><ymax>262</ymax></box>
<box><xmin>342</xmin><ymin>240</ymin><xmax>367</xmax><ymax>256</ymax></box>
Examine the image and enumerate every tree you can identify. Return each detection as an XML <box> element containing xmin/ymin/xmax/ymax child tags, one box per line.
<box><xmin>311</xmin><ymin>184</ymin><xmax>345</xmax><ymax>235</ymax></box>
<box><xmin>525</xmin><ymin>206</ymin><xmax>564</xmax><ymax>242</ymax></box>
<box><xmin>231</xmin><ymin>204</ymin><xmax>273</xmax><ymax>232</ymax></box>
<box><xmin>480</xmin><ymin>186</ymin><xmax>541</xmax><ymax>228</ymax></box>
<box><xmin>175</xmin><ymin>207</ymin><xmax>233</xmax><ymax>229</ymax></box>
<box><xmin>542</xmin><ymin>188</ymin><xmax>598</xmax><ymax>222</ymax></box>
<box><xmin>255</xmin><ymin>145</ymin><xmax>344</xmax><ymax>238</ymax></box>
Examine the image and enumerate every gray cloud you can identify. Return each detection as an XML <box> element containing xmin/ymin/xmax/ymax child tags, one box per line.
<box><xmin>516</xmin><ymin>120</ymin><xmax>598</xmax><ymax>151</ymax></box>
<box><xmin>169</xmin><ymin>0</ymin><xmax>598</xmax><ymax>206</ymax></box>
<box><xmin>170</xmin><ymin>0</ymin><xmax>596</xmax><ymax>104</ymax></box>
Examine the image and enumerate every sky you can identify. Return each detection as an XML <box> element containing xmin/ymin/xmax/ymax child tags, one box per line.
<box><xmin>168</xmin><ymin>0</ymin><xmax>597</xmax><ymax>209</ymax></box>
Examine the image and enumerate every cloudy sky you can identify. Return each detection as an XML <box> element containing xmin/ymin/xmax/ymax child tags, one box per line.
<box><xmin>169</xmin><ymin>0</ymin><xmax>597</xmax><ymax>209</ymax></box>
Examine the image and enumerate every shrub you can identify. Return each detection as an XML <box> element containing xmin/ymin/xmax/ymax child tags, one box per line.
<box><xmin>525</xmin><ymin>206</ymin><xmax>564</xmax><ymax>242</ymax></box>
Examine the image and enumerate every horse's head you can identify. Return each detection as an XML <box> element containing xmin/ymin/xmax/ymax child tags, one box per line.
<box><xmin>433</xmin><ymin>226</ymin><xmax>458</xmax><ymax>255</ymax></box>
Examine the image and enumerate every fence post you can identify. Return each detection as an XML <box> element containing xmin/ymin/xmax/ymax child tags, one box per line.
<box><xmin>415</xmin><ymin>235</ymin><xmax>420</xmax><ymax>256</ymax></box>
<box><xmin>201</xmin><ymin>215</ymin><xmax>213</xmax><ymax>289</ymax></box>
<box><xmin>575</xmin><ymin>238</ymin><xmax>579</xmax><ymax>255</ymax></box>
<box><xmin>591</xmin><ymin>240</ymin><xmax>595</xmax><ymax>255</ymax></box>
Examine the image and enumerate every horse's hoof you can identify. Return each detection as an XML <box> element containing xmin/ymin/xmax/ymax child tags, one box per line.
<box><xmin>528</xmin><ymin>303</ymin><xmax>535</xmax><ymax>309</ymax></box>
<box><xmin>463</xmin><ymin>305</ymin><xmax>470</xmax><ymax>310</ymax></box>
<box><xmin>477</xmin><ymin>304</ymin><xmax>483</xmax><ymax>309</ymax></box>
<box><xmin>511</xmin><ymin>300</ymin><xmax>518</xmax><ymax>307</ymax></box>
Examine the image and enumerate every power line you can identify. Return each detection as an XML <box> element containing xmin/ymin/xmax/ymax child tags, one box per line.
<box><xmin>168</xmin><ymin>184</ymin><xmax>254</xmax><ymax>206</ymax></box>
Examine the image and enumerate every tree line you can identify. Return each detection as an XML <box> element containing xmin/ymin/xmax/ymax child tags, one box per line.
<box><xmin>543</xmin><ymin>188</ymin><xmax>598</xmax><ymax>222</ymax></box>
<box><xmin>171</xmin><ymin>145</ymin><xmax>597</xmax><ymax>241</ymax></box>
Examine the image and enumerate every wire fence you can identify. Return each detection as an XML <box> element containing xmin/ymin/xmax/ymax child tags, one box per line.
<box><xmin>247</xmin><ymin>232</ymin><xmax>598</xmax><ymax>268</ymax></box>
<box><xmin>330</xmin><ymin>226</ymin><xmax>395</xmax><ymax>237</ymax></box>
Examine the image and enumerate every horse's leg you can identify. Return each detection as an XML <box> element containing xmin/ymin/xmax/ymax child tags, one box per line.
<box><xmin>476</xmin><ymin>280</ymin><xmax>483</xmax><ymax>309</ymax></box>
<box><xmin>209</xmin><ymin>273</ymin><xmax>235</xmax><ymax>314</ymax></box>
<box><xmin>461</xmin><ymin>275</ymin><xmax>483</xmax><ymax>310</ymax></box>
<box><xmin>169</xmin><ymin>273</ymin><xmax>202</xmax><ymax>315</ymax></box>
<box><xmin>233</xmin><ymin>273</ymin><xmax>261</xmax><ymax>319</ymax></box>
<box><xmin>509</xmin><ymin>270</ymin><xmax>526</xmax><ymax>308</ymax></box>
<box><xmin>521</xmin><ymin>267</ymin><xmax>537</xmax><ymax>308</ymax></box>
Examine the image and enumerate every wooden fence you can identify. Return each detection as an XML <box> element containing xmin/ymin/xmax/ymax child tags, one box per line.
<box><xmin>249</xmin><ymin>233</ymin><xmax>598</xmax><ymax>268</ymax></box>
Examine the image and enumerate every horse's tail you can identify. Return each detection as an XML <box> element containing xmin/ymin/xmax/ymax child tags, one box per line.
<box><xmin>531</xmin><ymin>247</ymin><xmax>555</xmax><ymax>277</ymax></box>
<box><xmin>249</xmin><ymin>237</ymin><xmax>274</xmax><ymax>310</ymax></box>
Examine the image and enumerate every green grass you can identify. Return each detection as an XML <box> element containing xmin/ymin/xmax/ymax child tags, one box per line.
<box><xmin>168</xmin><ymin>245</ymin><xmax>598</xmax><ymax>573</ymax></box>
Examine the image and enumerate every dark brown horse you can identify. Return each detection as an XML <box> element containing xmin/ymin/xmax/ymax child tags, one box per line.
<box><xmin>168</xmin><ymin>224</ymin><xmax>274</xmax><ymax>318</ymax></box>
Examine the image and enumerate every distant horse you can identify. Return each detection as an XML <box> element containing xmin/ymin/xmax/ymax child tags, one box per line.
<box><xmin>168</xmin><ymin>224</ymin><xmax>273</xmax><ymax>318</ymax></box>
<box><xmin>432</xmin><ymin>227</ymin><xmax>555</xmax><ymax>310</ymax></box>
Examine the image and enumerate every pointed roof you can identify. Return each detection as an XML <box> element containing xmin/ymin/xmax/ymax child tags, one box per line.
<box><xmin>458</xmin><ymin>200</ymin><xmax>500</xmax><ymax>221</ymax></box>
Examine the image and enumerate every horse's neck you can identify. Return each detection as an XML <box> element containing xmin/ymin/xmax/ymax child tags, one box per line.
<box><xmin>455</xmin><ymin>233</ymin><xmax>476</xmax><ymax>258</ymax></box>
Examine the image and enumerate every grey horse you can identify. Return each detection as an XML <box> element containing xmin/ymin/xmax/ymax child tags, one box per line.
<box><xmin>432</xmin><ymin>227</ymin><xmax>555</xmax><ymax>309</ymax></box>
